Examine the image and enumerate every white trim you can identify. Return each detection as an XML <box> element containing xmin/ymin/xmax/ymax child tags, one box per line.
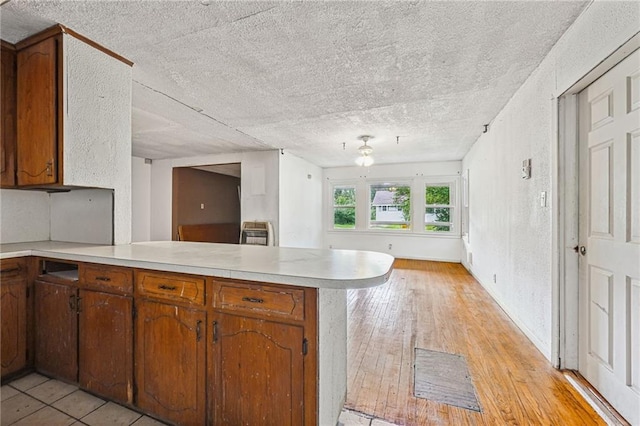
<box><xmin>556</xmin><ymin>35</ymin><xmax>640</xmax><ymax>370</ymax></box>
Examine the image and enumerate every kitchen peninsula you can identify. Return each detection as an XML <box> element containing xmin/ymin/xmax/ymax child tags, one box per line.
<box><xmin>0</xmin><ymin>241</ymin><xmax>394</xmax><ymax>426</ymax></box>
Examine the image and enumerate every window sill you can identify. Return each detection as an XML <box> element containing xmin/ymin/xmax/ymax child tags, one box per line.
<box><xmin>326</xmin><ymin>229</ymin><xmax>461</xmax><ymax>239</ymax></box>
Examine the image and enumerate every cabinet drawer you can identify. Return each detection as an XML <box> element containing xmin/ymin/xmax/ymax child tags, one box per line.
<box><xmin>213</xmin><ymin>280</ymin><xmax>304</xmax><ymax>321</ymax></box>
<box><xmin>80</xmin><ymin>264</ymin><xmax>133</xmax><ymax>294</ymax></box>
<box><xmin>0</xmin><ymin>258</ymin><xmax>26</xmax><ymax>279</ymax></box>
<box><xmin>136</xmin><ymin>270</ymin><xmax>205</xmax><ymax>305</ymax></box>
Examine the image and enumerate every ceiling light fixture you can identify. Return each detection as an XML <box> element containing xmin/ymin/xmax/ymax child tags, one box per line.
<box><xmin>355</xmin><ymin>135</ymin><xmax>374</xmax><ymax>167</ymax></box>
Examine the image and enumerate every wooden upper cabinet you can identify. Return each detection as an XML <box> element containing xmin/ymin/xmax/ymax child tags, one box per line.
<box><xmin>1</xmin><ymin>41</ymin><xmax>17</xmax><ymax>188</ymax></box>
<box><xmin>10</xmin><ymin>25</ymin><xmax>132</xmax><ymax>189</ymax></box>
<box><xmin>16</xmin><ymin>35</ymin><xmax>60</xmax><ymax>186</ymax></box>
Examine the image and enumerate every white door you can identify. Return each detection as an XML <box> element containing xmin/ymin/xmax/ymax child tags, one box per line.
<box><xmin>578</xmin><ymin>48</ymin><xmax>640</xmax><ymax>425</ymax></box>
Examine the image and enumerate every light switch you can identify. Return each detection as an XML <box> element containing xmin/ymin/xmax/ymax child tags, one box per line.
<box><xmin>540</xmin><ymin>191</ymin><xmax>547</xmax><ymax>207</ymax></box>
<box><xmin>200</xmin><ymin>203</ymin><xmax>205</xmax><ymax>209</ymax></box>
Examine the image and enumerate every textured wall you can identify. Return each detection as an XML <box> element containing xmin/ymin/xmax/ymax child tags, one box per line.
<box><xmin>318</xmin><ymin>288</ymin><xmax>347</xmax><ymax>426</ymax></box>
<box><xmin>461</xmin><ymin>1</ymin><xmax>640</xmax><ymax>360</ymax></box>
<box><xmin>63</xmin><ymin>34</ymin><xmax>132</xmax><ymax>244</ymax></box>
<box><xmin>279</xmin><ymin>152</ymin><xmax>323</xmax><ymax>248</ymax></box>
<box><xmin>324</xmin><ymin>161</ymin><xmax>462</xmax><ymax>260</ymax></box>
<box><xmin>0</xmin><ymin>189</ymin><xmax>50</xmax><ymax>243</ymax></box>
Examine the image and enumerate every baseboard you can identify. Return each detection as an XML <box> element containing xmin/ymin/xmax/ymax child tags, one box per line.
<box><xmin>563</xmin><ymin>370</ymin><xmax>630</xmax><ymax>426</ymax></box>
<box><xmin>465</xmin><ymin>268</ymin><xmax>552</xmax><ymax>361</ymax></box>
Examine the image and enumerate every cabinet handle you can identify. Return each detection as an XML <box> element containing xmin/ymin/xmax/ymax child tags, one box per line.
<box><xmin>158</xmin><ymin>284</ymin><xmax>177</xmax><ymax>291</ymax></box>
<box><xmin>242</xmin><ymin>296</ymin><xmax>264</xmax><ymax>304</ymax></box>
<box><xmin>0</xmin><ymin>267</ymin><xmax>22</xmax><ymax>274</ymax></box>
<box><xmin>212</xmin><ymin>321</ymin><xmax>218</xmax><ymax>343</ymax></box>
<box><xmin>95</xmin><ymin>276</ymin><xmax>111</xmax><ymax>282</ymax></box>
<box><xmin>196</xmin><ymin>320</ymin><xmax>202</xmax><ymax>342</ymax></box>
<box><xmin>77</xmin><ymin>297</ymin><xmax>82</xmax><ymax>313</ymax></box>
<box><xmin>69</xmin><ymin>294</ymin><xmax>76</xmax><ymax>312</ymax></box>
<box><xmin>46</xmin><ymin>160</ymin><xmax>53</xmax><ymax>177</ymax></box>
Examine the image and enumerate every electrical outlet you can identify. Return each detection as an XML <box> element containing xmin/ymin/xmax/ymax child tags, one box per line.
<box><xmin>493</xmin><ymin>274</ymin><xmax>497</xmax><ymax>283</ymax></box>
<box><xmin>388</xmin><ymin>243</ymin><xmax>393</xmax><ymax>250</ymax></box>
<box><xmin>200</xmin><ymin>203</ymin><xmax>205</xmax><ymax>210</ymax></box>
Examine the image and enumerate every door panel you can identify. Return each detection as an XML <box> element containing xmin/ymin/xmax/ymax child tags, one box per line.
<box><xmin>211</xmin><ymin>313</ymin><xmax>304</xmax><ymax>426</ymax></box>
<box><xmin>79</xmin><ymin>290</ymin><xmax>133</xmax><ymax>404</ymax></box>
<box><xmin>578</xmin><ymin>48</ymin><xmax>640</xmax><ymax>425</ymax></box>
<box><xmin>1</xmin><ymin>277</ymin><xmax>26</xmax><ymax>376</ymax></box>
<box><xmin>34</xmin><ymin>280</ymin><xmax>78</xmax><ymax>382</ymax></box>
<box><xmin>135</xmin><ymin>300</ymin><xmax>206</xmax><ymax>425</ymax></box>
<box><xmin>16</xmin><ymin>36</ymin><xmax>58</xmax><ymax>186</ymax></box>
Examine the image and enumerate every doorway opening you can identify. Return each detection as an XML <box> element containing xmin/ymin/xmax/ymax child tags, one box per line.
<box><xmin>171</xmin><ymin>163</ymin><xmax>241</xmax><ymax>243</ymax></box>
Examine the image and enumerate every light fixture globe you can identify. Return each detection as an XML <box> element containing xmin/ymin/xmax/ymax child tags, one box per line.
<box><xmin>355</xmin><ymin>135</ymin><xmax>374</xmax><ymax>166</ymax></box>
<box><xmin>355</xmin><ymin>154</ymin><xmax>374</xmax><ymax>167</ymax></box>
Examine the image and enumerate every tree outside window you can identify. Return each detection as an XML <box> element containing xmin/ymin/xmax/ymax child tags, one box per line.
<box><xmin>425</xmin><ymin>184</ymin><xmax>453</xmax><ymax>232</ymax></box>
<box><xmin>333</xmin><ymin>186</ymin><xmax>356</xmax><ymax>229</ymax></box>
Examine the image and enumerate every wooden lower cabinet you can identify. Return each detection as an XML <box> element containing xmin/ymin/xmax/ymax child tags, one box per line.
<box><xmin>210</xmin><ymin>312</ymin><xmax>305</xmax><ymax>426</ymax></box>
<box><xmin>135</xmin><ymin>299</ymin><xmax>206</xmax><ymax>425</ymax></box>
<box><xmin>34</xmin><ymin>279</ymin><xmax>78</xmax><ymax>382</ymax></box>
<box><xmin>79</xmin><ymin>289</ymin><xmax>133</xmax><ymax>404</ymax></box>
<box><xmin>1</xmin><ymin>260</ymin><xmax>27</xmax><ymax>377</ymax></box>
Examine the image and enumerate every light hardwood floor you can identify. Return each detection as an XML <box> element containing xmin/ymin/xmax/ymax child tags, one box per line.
<box><xmin>345</xmin><ymin>259</ymin><xmax>604</xmax><ymax>425</ymax></box>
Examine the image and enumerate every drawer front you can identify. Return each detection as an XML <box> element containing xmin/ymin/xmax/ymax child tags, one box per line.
<box><xmin>81</xmin><ymin>264</ymin><xmax>133</xmax><ymax>294</ymax></box>
<box><xmin>0</xmin><ymin>258</ymin><xmax>26</xmax><ymax>279</ymax></box>
<box><xmin>136</xmin><ymin>270</ymin><xmax>205</xmax><ymax>305</ymax></box>
<box><xmin>213</xmin><ymin>280</ymin><xmax>304</xmax><ymax>321</ymax></box>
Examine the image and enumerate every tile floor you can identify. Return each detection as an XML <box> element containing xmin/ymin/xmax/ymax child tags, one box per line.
<box><xmin>1</xmin><ymin>373</ymin><xmax>396</xmax><ymax>426</ymax></box>
<box><xmin>1</xmin><ymin>373</ymin><xmax>165</xmax><ymax>426</ymax></box>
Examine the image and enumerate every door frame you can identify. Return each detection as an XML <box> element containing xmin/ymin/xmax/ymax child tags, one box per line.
<box><xmin>554</xmin><ymin>33</ymin><xmax>640</xmax><ymax>369</ymax></box>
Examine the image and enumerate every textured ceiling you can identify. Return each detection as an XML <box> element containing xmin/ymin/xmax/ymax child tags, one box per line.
<box><xmin>0</xmin><ymin>1</ymin><xmax>589</xmax><ymax>167</ymax></box>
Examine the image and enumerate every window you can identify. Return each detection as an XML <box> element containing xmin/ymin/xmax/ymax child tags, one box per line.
<box><xmin>425</xmin><ymin>182</ymin><xmax>454</xmax><ymax>232</ymax></box>
<box><xmin>369</xmin><ymin>183</ymin><xmax>411</xmax><ymax>230</ymax></box>
<box><xmin>332</xmin><ymin>186</ymin><xmax>356</xmax><ymax>229</ymax></box>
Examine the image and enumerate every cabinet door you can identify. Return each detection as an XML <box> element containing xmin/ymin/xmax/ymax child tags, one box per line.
<box><xmin>79</xmin><ymin>290</ymin><xmax>133</xmax><ymax>404</ymax></box>
<box><xmin>211</xmin><ymin>313</ymin><xmax>305</xmax><ymax>426</ymax></box>
<box><xmin>16</xmin><ymin>36</ymin><xmax>59</xmax><ymax>186</ymax></box>
<box><xmin>135</xmin><ymin>300</ymin><xmax>206</xmax><ymax>425</ymax></box>
<box><xmin>34</xmin><ymin>280</ymin><xmax>77</xmax><ymax>382</ymax></box>
<box><xmin>1</xmin><ymin>277</ymin><xmax>27</xmax><ymax>377</ymax></box>
<box><xmin>1</xmin><ymin>43</ymin><xmax>17</xmax><ymax>188</ymax></box>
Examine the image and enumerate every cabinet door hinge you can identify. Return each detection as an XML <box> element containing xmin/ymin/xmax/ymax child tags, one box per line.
<box><xmin>302</xmin><ymin>338</ymin><xmax>308</xmax><ymax>356</ymax></box>
<box><xmin>132</xmin><ymin>304</ymin><xmax>137</xmax><ymax>319</ymax></box>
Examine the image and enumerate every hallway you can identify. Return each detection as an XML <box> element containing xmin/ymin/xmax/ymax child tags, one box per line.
<box><xmin>345</xmin><ymin>260</ymin><xmax>604</xmax><ymax>425</ymax></box>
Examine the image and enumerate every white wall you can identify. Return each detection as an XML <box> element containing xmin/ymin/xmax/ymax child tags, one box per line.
<box><xmin>461</xmin><ymin>1</ymin><xmax>640</xmax><ymax>361</ymax></box>
<box><xmin>324</xmin><ymin>161</ymin><xmax>462</xmax><ymax>261</ymax></box>
<box><xmin>63</xmin><ymin>34</ymin><xmax>132</xmax><ymax>245</ymax></box>
<box><xmin>279</xmin><ymin>152</ymin><xmax>323</xmax><ymax>248</ymax></box>
<box><xmin>132</xmin><ymin>157</ymin><xmax>152</xmax><ymax>242</ymax></box>
<box><xmin>50</xmin><ymin>189</ymin><xmax>113</xmax><ymax>244</ymax></box>
<box><xmin>148</xmin><ymin>151</ymin><xmax>280</xmax><ymax>242</ymax></box>
<box><xmin>0</xmin><ymin>190</ymin><xmax>50</xmax><ymax>243</ymax></box>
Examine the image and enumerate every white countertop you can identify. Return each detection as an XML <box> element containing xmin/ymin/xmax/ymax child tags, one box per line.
<box><xmin>0</xmin><ymin>241</ymin><xmax>394</xmax><ymax>289</ymax></box>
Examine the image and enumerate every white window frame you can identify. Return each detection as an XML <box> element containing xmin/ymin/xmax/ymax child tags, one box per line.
<box><xmin>367</xmin><ymin>181</ymin><xmax>412</xmax><ymax>231</ymax></box>
<box><xmin>422</xmin><ymin>178</ymin><xmax>459</xmax><ymax>236</ymax></box>
<box><xmin>330</xmin><ymin>183</ymin><xmax>357</xmax><ymax>230</ymax></box>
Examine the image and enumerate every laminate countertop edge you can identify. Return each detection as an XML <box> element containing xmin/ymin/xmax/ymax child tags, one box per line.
<box><xmin>0</xmin><ymin>241</ymin><xmax>394</xmax><ymax>290</ymax></box>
